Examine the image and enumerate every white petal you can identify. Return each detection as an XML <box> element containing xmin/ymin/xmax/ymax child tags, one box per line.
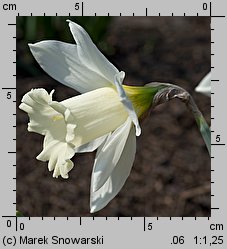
<box><xmin>29</xmin><ymin>41</ymin><xmax>113</xmax><ymax>93</ymax></box>
<box><xmin>92</xmin><ymin>117</ymin><xmax>132</xmax><ymax>192</ymax></box>
<box><xmin>74</xmin><ymin>134</ymin><xmax>108</xmax><ymax>153</ymax></box>
<box><xmin>67</xmin><ymin>20</ymin><xmax>119</xmax><ymax>85</ymax></box>
<box><xmin>114</xmin><ymin>72</ymin><xmax>141</xmax><ymax>136</ymax></box>
<box><xmin>195</xmin><ymin>72</ymin><xmax>211</xmax><ymax>97</ymax></box>
<box><xmin>90</xmin><ymin>126</ymin><xmax>136</xmax><ymax>213</ymax></box>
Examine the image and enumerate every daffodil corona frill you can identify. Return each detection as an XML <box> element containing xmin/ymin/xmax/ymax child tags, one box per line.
<box><xmin>19</xmin><ymin>20</ymin><xmax>159</xmax><ymax>213</ymax></box>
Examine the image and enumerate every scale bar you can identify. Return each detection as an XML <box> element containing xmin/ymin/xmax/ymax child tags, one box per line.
<box><xmin>211</xmin><ymin>143</ymin><xmax>226</xmax><ymax>146</ymax></box>
<box><xmin>2</xmin><ymin>87</ymin><xmax>16</xmax><ymax>90</ymax></box>
<box><xmin>211</xmin><ymin>15</ymin><xmax>226</xmax><ymax>18</ymax></box>
<box><xmin>81</xmin><ymin>1</ymin><xmax>84</xmax><ymax>16</ymax></box>
<box><xmin>2</xmin><ymin>215</ymin><xmax>17</xmax><ymax>218</ymax></box>
<box><xmin>209</xmin><ymin>2</ymin><xmax>212</xmax><ymax>16</ymax></box>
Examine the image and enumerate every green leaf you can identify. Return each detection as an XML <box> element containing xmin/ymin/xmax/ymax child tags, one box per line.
<box><xmin>195</xmin><ymin>115</ymin><xmax>211</xmax><ymax>156</ymax></box>
<box><xmin>16</xmin><ymin>210</ymin><xmax>24</xmax><ymax>217</ymax></box>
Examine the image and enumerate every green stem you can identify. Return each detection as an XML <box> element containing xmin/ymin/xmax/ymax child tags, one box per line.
<box><xmin>146</xmin><ymin>82</ymin><xmax>211</xmax><ymax>156</ymax></box>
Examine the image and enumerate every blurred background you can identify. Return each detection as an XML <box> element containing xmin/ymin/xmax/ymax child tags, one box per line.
<box><xmin>17</xmin><ymin>16</ymin><xmax>210</xmax><ymax>217</ymax></box>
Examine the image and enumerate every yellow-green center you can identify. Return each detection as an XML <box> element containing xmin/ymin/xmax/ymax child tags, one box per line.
<box><xmin>123</xmin><ymin>85</ymin><xmax>160</xmax><ymax>118</ymax></box>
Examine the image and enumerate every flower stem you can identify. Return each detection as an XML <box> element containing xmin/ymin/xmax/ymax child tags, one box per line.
<box><xmin>146</xmin><ymin>82</ymin><xmax>211</xmax><ymax>156</ymax></box>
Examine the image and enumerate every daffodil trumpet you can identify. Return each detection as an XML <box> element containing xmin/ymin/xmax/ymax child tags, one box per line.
<box><xmin>19</xmin><ymin>20</ymin><xmax>210</xmax><ymax>213</ymax></box>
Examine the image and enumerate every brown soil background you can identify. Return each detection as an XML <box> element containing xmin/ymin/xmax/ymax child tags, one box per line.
<box><xmin>17</xmin><ymin>17</ymin><xmax>211</xmax><ymax>217</ymax></box>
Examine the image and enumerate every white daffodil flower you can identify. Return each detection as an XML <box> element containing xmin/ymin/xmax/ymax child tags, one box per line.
<box><xmin>20</xmin><ymin>20</ymin><xmax>211</xmax><ymax>213</ymax></box>
<box><xmin>19</xmin><ymin>20</ymin><xmax>159</xmax><ymax>213</ymax></box>
<box><xmin>195</xmin><ymin>72</ymin><xmax>211</xmax><ymax>97</ymax></box>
